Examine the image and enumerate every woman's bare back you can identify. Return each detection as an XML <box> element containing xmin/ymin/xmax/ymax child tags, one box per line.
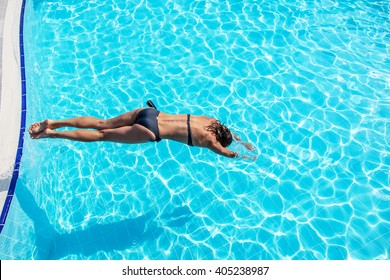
<box><xmin>157</xmin><ymin>112</ymin><xmax>216</xmax><ymax>147</ymax></box>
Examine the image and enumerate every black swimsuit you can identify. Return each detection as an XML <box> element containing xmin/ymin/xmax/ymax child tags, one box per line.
<box><xmin>135</xmin><ymin>108</ymin><xmax>161</xmax><ymax>142</ymax></box>
<box><xmin>187</xmin><ymin>114</ymin><xmax>194</xmax><ymax>146</ymax></box>
<box><xmin>135</xmin><ymin>107</ymin><xmax>194</xmax><ymax>145</ymax></box>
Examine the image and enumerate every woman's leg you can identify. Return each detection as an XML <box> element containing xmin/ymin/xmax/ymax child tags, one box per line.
<box><xmin>31</xmin><ymin>124</ymin><xmax>156</xmax><ymax>143</ymax></box>
<box><xmin>29</xmin><ymin>109</ymin><xmax>144</xmax><ymax>134</ymax></box>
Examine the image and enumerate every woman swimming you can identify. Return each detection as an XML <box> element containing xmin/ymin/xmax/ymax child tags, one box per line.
<box><xmin>28</xmin><ymin>102</ymin><xmax>256</xmax><ymax>160</ymax></box>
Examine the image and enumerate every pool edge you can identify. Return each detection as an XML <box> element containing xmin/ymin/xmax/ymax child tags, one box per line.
<box><xmin>0</xmin><ymin>0</ymin><xmax>26</xmax><ymax>234</ymax></box>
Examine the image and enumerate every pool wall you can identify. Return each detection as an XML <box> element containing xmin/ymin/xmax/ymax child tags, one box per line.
<box><xmin>0</xmin><ymin>0</ymin><xmax>25</xmax><ymax>233</ymax></box>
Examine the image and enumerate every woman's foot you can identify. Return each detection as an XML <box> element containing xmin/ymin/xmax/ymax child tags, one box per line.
<box><xmin>30</xmin><ymin>128</ymin><xmax>54</xmax><ymax>139</ymax></box>
<box><xmin>28</xmin><ymin>120</ymin><xmax>53</xmax><ymax>135</ymax></box>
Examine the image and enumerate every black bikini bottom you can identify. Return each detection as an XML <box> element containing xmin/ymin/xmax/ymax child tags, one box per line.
<box><xmin>135</xmin><ymin>108</ymin><xmax>161</xmax><ymax>142</ymax></box>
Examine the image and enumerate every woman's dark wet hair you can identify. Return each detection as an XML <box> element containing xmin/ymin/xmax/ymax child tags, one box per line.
<box><xmin>204</xmin><ymin>120</ymin><xmax>233</xmax><ymax>147</ymax></box>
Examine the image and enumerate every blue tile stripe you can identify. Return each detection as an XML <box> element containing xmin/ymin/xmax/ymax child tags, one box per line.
<box><xmin>0</xmin><ymin>0</ymin><xmax>27</xmax><ymax>234</ymax></box>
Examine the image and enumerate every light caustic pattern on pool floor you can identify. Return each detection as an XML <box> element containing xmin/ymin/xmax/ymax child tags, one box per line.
<box><xmin>1</xmin><ymin>0</ymin><xmax>389</xmax><ymax>259</ymax></box>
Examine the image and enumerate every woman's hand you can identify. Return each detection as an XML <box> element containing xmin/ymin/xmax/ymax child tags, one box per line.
<box><xmin>244</xmin><ymin>142</ymin><xmax>255</xmax><ymax>151</ymax></box>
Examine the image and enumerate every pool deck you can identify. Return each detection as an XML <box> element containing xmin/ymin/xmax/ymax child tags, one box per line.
<box><xmin>0</xmin><ymin>0</ymin><xmax>6</xmax><ymax>106</ymax></box>
<box><xmin>0</xmin><ymin>0</ymin><xmax>23</xmax><ymax>232</ymax></box>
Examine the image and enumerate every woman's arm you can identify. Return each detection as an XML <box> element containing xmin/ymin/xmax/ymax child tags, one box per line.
<box><xmin>207</xmin><ymin>141</ymin><xmax>256</xmax><ymax>160</ymax></box>
<box><xmin>208</xmin><ymin>142</ymin><xmax>237</xmax><ymax>158</ymax></box>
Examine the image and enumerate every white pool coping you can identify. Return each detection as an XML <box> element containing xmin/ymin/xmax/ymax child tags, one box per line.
<box><xmin>0</xmin><ymin>0</ymin><xmax>23</xmax><ymax>231</ymax></box>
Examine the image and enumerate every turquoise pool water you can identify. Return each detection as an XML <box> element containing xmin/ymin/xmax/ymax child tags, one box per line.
<box><xmin>0</xmin><ymin>0</ymin><xmax>389</xmax><ymax>259</ymax></box>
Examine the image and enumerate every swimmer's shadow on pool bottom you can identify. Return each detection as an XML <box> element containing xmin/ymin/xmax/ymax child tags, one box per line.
<box><xmin>16</xmin><ymin>182</ymin><xmax>171</xmax><ymax>259</ymax></box>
